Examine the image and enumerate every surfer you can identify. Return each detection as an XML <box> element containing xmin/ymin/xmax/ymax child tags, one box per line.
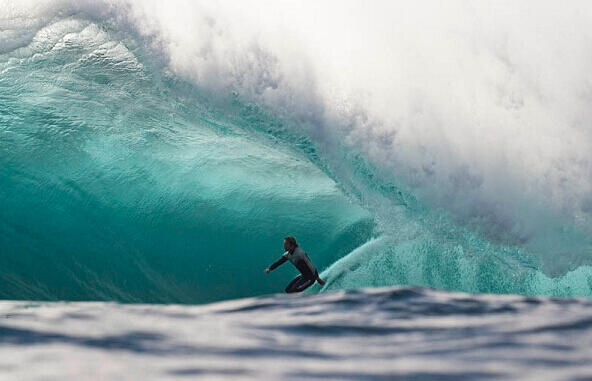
<box><xmin>264</xmin><ymin>236</ymin><xmax>326</xmax><ymax>293</ymax></box>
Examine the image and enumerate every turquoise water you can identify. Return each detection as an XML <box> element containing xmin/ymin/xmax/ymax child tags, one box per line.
<box><xmin>1</xmin><ymin>9</ymin><xmax>592</xmax><ymax>303</ymax></box>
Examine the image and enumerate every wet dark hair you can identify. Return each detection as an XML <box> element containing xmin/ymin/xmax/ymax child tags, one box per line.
<box><xmin>284</xmin><ymin>236</ymin><xmax>298</xmax><ymax>248</ymax></box>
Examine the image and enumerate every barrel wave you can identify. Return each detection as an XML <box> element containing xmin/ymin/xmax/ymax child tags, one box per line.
<box><xmin>2</xmin><ymin>1</ymin><xmax>592</xmax><ymax>303</ymax></box>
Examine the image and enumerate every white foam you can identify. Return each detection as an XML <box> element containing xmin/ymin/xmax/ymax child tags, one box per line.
<box><xmin>120</xmin><ymin>1</ymin><xmax>592</xmax><ymax>255</ymax></box>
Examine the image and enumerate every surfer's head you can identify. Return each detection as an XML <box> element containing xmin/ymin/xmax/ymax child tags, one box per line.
<box><xmin>283</xmin><ymin>236</ymin><xmax>298</xmax><ymax>251</ymax></box>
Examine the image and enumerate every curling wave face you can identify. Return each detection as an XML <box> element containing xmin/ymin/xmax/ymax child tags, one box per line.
<box><xmin>0</xmin><ymin>15</ymin><xmax>373</xmax><ymax>302</ymax></box>
<box><xmin>1</xmin><ymin>1</ymin><xmax>592</xmax><ymax>302</ymax></box>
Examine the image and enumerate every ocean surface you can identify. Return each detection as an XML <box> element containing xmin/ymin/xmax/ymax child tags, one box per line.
<box><xmin>2</xmin><ymin>1</ymin><xmax>592</xmax><ymax>378</ymax></box>
<box><xmin>1</xmin><ymin>287</ymin><xmax>592</xmax><ymax>380</ymax></box>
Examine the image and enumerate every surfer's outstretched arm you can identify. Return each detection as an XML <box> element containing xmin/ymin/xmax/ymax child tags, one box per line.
<box><xmin>264</xmin><ymin>252</ymin><xmax>289</xmax><ymax>273</ymax></box>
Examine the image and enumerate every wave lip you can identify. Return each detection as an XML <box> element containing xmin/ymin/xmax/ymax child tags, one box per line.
<box><xmin>1</xmin><ymin>287</ymin><xmax>592</xmax><ymax>379</ymax></box>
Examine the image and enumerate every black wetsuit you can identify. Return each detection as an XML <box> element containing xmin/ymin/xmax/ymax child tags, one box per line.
<box><xmin>268</xmin><ymin>246</ymin><xmax>319</xmax><ymax>293</ymax></box>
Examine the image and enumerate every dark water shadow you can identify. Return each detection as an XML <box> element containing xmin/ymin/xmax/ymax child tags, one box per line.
<box><xmin>168</xmin><ymin>367</ymin><xmax>251</xmax><ymax>376</ymax></box>
<box><xmin>287</xmin><ymin>370</ymin><xmax>504</xmax><ymax>380</ymax></box>
<box><xmin>215</xmin><ymin>301</ymin><xmax>284</xmax><ymax>314</ymax></box>
<box><xmin>0</xmin><ymin>325</ymin><xmax>172</xmax><ymax>354</ymax></box>
<box><xmin>0</xmin><ymin>324</ymin><xmax>337</xmax><ymax>360</ymax></box>
<box><xmin>258</xmin><ymin>323</ymin><xmax>441</xmax><ymax>337</ymax></box>
<box><xmin>515</xmin><ymin>317</ymin><xmax>592</xmax><ymax>334</ymax></box>
<box><xmin>61</xmin><ymin>313</ymin><xmax>97</xmax><ymax>320</ymax></box>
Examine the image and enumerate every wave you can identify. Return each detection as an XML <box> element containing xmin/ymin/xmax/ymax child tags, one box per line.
<box><xmin>1</xmin><ymin>0</ymin><xmax>592</xmax><ymax>302</ymax></box>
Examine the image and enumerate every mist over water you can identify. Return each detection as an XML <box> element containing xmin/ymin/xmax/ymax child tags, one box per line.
<box><xmin>1</xmin><ymin>0</ymin><xmax>592</xmax><ymax>302</ymax></box>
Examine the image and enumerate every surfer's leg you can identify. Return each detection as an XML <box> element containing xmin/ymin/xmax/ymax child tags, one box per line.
<box><xmin>293</xmin><ymin>277</ymin><xmax>315</xmax><ymax>292</ymax></box>
<box><xmin>285</xmin><ymin>275</ymin><xmax>303</xmax><ymax>293</ymax></box>
<box><xmin>285</xmin><ymin>275</ymin><xmax>315</xmax><ymax>293</ymax></box>
<box><xmin>314</xmin><ymin>271</ymin><xmax>326</xmax><ymax>286</ymax></box>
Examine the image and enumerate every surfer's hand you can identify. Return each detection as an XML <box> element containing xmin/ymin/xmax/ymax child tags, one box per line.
<box><xmin>264</xmin><ymin>268</ymin><xmax>271</xmax><ymax>274</ymax></box>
